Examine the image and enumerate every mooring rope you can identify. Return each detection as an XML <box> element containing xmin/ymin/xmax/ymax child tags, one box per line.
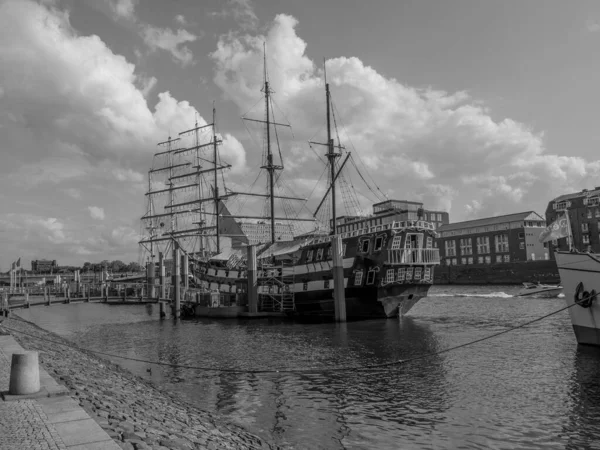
<box><xmin>0</xmin><ymin>298</ymin><xmax>585</xmax><ymax>376</ymax></box>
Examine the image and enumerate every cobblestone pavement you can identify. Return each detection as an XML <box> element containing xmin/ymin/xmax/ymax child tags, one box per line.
<box><xmin>0</xmin><ymin>339</ymin><xmax>67</xmax><ymax>450</ymax></box>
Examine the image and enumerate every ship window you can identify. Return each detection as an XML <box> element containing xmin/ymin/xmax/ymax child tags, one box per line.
<box><xmin>361</xmin><ymin>240</ymin><xmax>370</xmax><ymax>253</ymax></box>
<box><xmin>386</xmin><ymin>269</ymin><xmax>395</xmax><ymax>283</ymax></box>
<box><xmin>303</xmin><ymin>281</ymin><xmax>308</xmax><ymax>291</ymax></box>
<box><xmin>324</xmin><ymin>279</ymin><xmax>330</xmax><ymax>289</ymax></box>
<box><xmin>366</xmin><ymin>270</ymin><xmax>376</xmax><ymax>285</ymax></box>
<box><xmin>588</xmin><ymin>209</ymin><xmax>593</xmax><ymax>219</ymax></box>
<box><xmin>374</xmin><ymin>236</ymin><xmax>383</xmax><ymax>251</ymax></box>
<box><xmin>316</xmin><ymin>248</ymin><xmax>324</xmax><ymax>261</ymax></box>
<box><xmin>424</xmin><ymin>267</ymin><xmax>431</xmax><ymax>281</ymax></box>
<box><xmin>391</xmin><ymin>235</ymin><xmax>402</xmax><ymax>249</ymax></box>
<box><xmin>354</xmin><ymin>270</ymin><xmax>363</xmax><ymax>286</ymax></box>
<box><xmin>405</xmin><ymin>267</ymin><xmax>413</xmax><ymax>281</ymax></box>
<box><xmin>583</xmin><ymin>235</ymin><xmax>590</xmax><ymax>244</ymax></box>
<box><xmin>414</xmin><ymin>267</ymin><xmax>422</xmax><ymax>280</ymax></box>
<box><xmin>426</xmin><ymin>237</ymin><xmax>433</xmax><ymax>249</ymax></box>
<box><xmin>342</xmin><ymin>243</ymin><xmax>347</xmax><ymax>257</ymax></box>
<box><xmin>397</xmin><ymin>268</ymin><xmax>406</xmax><ymax>281</ymax></box>
<box><xmin>306</xmin><ymin>250</ymin><xmax>314</xmax><ymax>262</ymax></box>
<box><xmin>326</xmin><ymin>246</ymin><xmax>332</xmax><ymax>259</ymax></box>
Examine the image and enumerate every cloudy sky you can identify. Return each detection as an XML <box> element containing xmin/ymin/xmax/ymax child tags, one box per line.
<box><xmin>2</xmin><ymin>0</ymin><xmax>600</xmax><ymax>270</ymax></box>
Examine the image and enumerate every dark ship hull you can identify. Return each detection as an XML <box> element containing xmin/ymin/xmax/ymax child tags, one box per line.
<box><xmin>192</xmin><ymin>220</ymin><xmax>439</xmax><ymax>320</ymax></box>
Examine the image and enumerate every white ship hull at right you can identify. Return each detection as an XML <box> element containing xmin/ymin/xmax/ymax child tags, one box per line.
<box><xmin>555</xmin><ymin>251</ymin><xmax>600</xmax><ymax>346</ymax></box>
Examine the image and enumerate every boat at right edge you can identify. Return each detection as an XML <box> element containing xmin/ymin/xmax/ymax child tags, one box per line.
<box><xmin>555</xmin><ymin>251</ymin><xmax>600</xmax><ymax>345</ymax></box>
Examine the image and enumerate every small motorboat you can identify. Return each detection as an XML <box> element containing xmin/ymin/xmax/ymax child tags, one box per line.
<box><xmin>516</xmin><ymin>282</ymin><xmax>563</xmax><ymax>298</ymax></box>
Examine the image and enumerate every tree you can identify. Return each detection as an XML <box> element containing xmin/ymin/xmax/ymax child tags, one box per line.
<box><xmin>126</xmin><ymin>262</ymin><xmax>142</xmax><ymax>273</ymax></box>
<box><xmin>110</xmin><ymin>260</ymin><xmax>126</xmax><ymax>273</ymax></box>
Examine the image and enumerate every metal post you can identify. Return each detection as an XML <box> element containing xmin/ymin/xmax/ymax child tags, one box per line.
<box><xmin>332</xmin><ymin>235</ymin><xmax>346</xmax><ymax>322</ymax></box>
<box><xmin>247</xmin><ymin>245</ymin><xmax>258</xmax><ymax>314</ymax></box>
<box><xmin>146</xmin><ymin>262</ymin><xmax>155</xmax><ymax>300</ymax></box>
<box><xmin>183</xmin><ymin>254</ymin><xmax>189</xmax><ymax>291</ymax></box>
<box><xmin>44</xmin><ymin>287</ymin><xmax>49</xmax><ymax>306</ymax></box>
<box><xmin>86</xmin><ymin>284</ymin><xmax>91</xmax><ymax>302</ymax></box>
<box><xmin>25</xmin><ymin>292</ymin><xmax>29</xmax><ymax>309</ymax></box>
<box><xmin>159</xmin><ymin>252</ymin><xmax>165</xmax><ymax>301</ymax></box>
<box><xmin>173</xmin><ymin>244</ymin><xmax>181</xmax><ymax>318</ymax></box>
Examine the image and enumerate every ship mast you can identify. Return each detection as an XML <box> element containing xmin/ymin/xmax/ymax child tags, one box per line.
<box><xmin>264</xmin><ymin>48</ymin><xmax>276</xmax><ymax>243</ymax></box>
<box><xmin>310</xmin><ymin>60</ymin><xmax>343</xmax><ymax>234</ymax></box>
<box><xmin>212</xmin><ymin>104</ymin><xmax>221</xmax><ymax>253</ymax></box>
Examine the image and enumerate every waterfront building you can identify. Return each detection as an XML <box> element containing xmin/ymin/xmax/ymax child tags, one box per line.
<box><xmin>436</xmin><ymin>211</ymin><xmax>547</xmax><ymax>265</ymax></box>
<box><xmin>545</xmin><ymin>187</ymin><xmax>600</xmax><ymax>256</ymax></box>
<box><xmin>31</xmin><ymin>259</ymin><xmax>57</xmax><ymax>273</ymax></box>
<box><xmin>332</xmin><ymin>199</ymin><xmax>449</xmax><ymax>234</ymax></box>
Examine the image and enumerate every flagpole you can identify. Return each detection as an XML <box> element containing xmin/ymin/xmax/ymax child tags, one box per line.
<box><xmin>565</xmin><ymin>210</ymin><xmax>573</xmax><ymax>251</ymax></box>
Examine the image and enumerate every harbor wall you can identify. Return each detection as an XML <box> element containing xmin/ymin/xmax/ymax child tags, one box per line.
<box><xmin>433</xmin><ymin>260</ymin><xmax>560</xmax><ymax>285</ymax></box>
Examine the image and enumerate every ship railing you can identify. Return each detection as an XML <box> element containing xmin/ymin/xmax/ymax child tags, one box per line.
<box><xmin>385</xmin><ymin>249</ymin><xmax>440</xmax><ymax>265</ymax></box>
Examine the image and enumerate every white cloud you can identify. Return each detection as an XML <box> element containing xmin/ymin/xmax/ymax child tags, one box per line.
<box><xmin>105</xmin><ymin>0</ymin><xmax>138</xmax><ymax>21</ymax></box>
<box><xmin>88</xmin><ymin>206</ymin><xmax>105</xmax><ymax>220</ymax></box>
<box><xmin>174</xmin><ymin>14</ymin><xmax>188</xmax><ymax>26</ymax></box>
<box><xmin>210</xmin><ymin>14</ymin><xmax>600</xmax><ymax>222</ymax></box>
<box><xmin>587</xmin><ymin>18</ymin><xmax>600</xmax><ymax>33</ymax></box>
<box><xmin>0</xmin><ymin>0</ymin><xmax>246</xmax><ymax>267</ymax></box>
<box><xmin>141</xmin><ymin>25</ymin><xmax>198</xmax><ymax>66</ymax></box>
<box><xmin>209</xmin><ymin>0</ymin><xmax>258</xmax><ymax>30</ymax></box>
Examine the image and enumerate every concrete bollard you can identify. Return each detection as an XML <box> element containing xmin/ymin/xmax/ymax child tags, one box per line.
<box><xmin>25</xmin><ymin>292</ymin><xmax>29</xmax><ymax>309</ymax></box>
<box><xmin>9</xmin><ymin>352</ymin><xmax>40</xmax><ymax>395</ymax></box>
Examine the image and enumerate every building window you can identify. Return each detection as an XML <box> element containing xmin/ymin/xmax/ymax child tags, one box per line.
<box><xmin>354</xmin><ymin>270</ymin><xmax>363</xmax><ymax>286</ymax></box>
<box><xmin>520</xmin><ymin>242</ymin><xmax>525</xmax><ymax>249</ymax></box>
<box><xmin>366</xmin><ymin>270</ymin><xmax>376</xmax><ymax>285</ymax></box>
<box><xmin>386</xmin><ymin>269</ymin><xmax>395</xmax><ymax>283</ymax></box>
<box><xmin>582</xmin><ymin>223</ymin><xmax>589</xmax><ymax>232</ymax></box>
<box><xmin>468</xmin><ymin>257</ymin><xmax>473</xmax><ymax>264</ymax></box>
<box><xmin>397</xmin><ymin>268</ymin><xmax>406</xmax><ymax>281</ymax></box>
<box><xmin>306</xmin><ymin>250</ymin><xmax>313</xmax><ymax>262</ymax></box>
<box><xmin>588</xmin><ymin>210</ymin><xmax>593</xmax><ymax>219</ymax></box>
<box><xmin>504</xmin><ymin>255</ymin><xmax>510</xmax><ymax>263</ymax></box>
<box><xmin>589</xmin><ymin>197</ymin><xmax>600</xmax><ymax>207</ymax></box>
<box><xmin>583</xmin><ymin>235</ymin><xmax>590</xmax><ymax>244</ymax></box>
<box><xmin>496</xmin><ymin>255</ymin><xmax>503</xmax><ymax>263</ymax></box>
<box><xmin>495</xmin><ymin>234</ymin><xmax>509</xmax><ymax>253</ymax></box>
<box><xmin>303</xmin><ymin>282</ymin><xmax>308</xmax><ymax>291</ymax></box>
<box><xmin>445</xmin><ymin>240</ymin><xmax>457</xmax><ymax>257</ymax></box>
<box><xmin>462</xmin><ymin>257</ymin><xmax>468</xmax><ymax>265</ymax></box>
<box><xmin>391</xmin><ymin>235</ymin><xmax>402</xmax><ymax>250</ymax></box>
<box><xmin>405</xmin><ymin>267</ymin><xmax>413</xmax><ymax>281</ymax></box>
<box><xmin>460</xmin><ymin>238</ymin><xmax>473</xmax><ymax>255</ymax></box>
<box><xmin>452</xmin><ymin>258</ymin><xmax>457</xmax><ymax>265</ymax></box>
<box><xmin>476</xmin><ymin>236</ymin><xmax>490</xmax><ymax>254</ymax></box>
<box><xmin>316</xmin><ymin>248</ymin><xmax>324</xmax><ymax>261</ymax></box>
<box><xmin>326</xmin><ymin>246</ymin><xmax>332</xmax><ymax>259</ymax></box>
<box><xmin>478</xmin><ymin>256</ymin><xmax>484</xmax><ymax>264</ymax></box>
<box><xmin>446</xmin><ymin>258</ymin><xmax>453</xmax><ymax>266</ymax></box>
<box><xmin>485</xmin><ymin>256</ymin><xmax>491</xmax><ymax>264</ymax></box>
<box><xmin>518</xmin><ymin>232</ymin><xmax>524</xmax><ymax>239</ymax></box>
<box><xmin>426</xmin><ymin>236</ymin><xmax>433</xmax><ymax>248</ymax></box>
<box><xmin>374</xmin><ymin>236</ymin><xmax>384</xmax><ymax>251</ymax></box>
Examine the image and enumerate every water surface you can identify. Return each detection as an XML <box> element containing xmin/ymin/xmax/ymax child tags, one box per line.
<box><xmin>17</xmin><ymin>285</ymin><xmax>600</xmax><ymax>449</ymax></box>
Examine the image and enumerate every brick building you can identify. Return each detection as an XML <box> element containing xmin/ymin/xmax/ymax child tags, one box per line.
<box><xmin>437</xmin><ymin>212</ymin><xmax>548</xmax><ymax>265</ymax></box>
<box><xmin>545</xmin><ymin>187</ymin><xmax>600</xmax><ymax>256</ymax></box>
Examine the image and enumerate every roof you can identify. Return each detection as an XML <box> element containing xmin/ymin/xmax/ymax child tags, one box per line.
<box><xmin>437</xmin><ymin>211</ymin><xmax>544</xmax><ymax>232</ymax></box>
<box><xmin>552</xmin><ymin>188</ymin><xmax>600</xmax><ymax>203</ymax></box>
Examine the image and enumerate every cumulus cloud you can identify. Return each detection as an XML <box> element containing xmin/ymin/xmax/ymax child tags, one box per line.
<box><xmin>210</xmin><ymin>0</ymin><xmax>258</xmax><ymax>30</ymax></box>
<box><xmin>105</xmin><ymin>0</ymin><xmax>138</xmax><ymax>20</ymax></box>
<box><xmin>141</xmin><ymin>25</ymin><xmax>198</xmax><ymax>66</ymax></box>
<box><xmin>88</xmin><ymin>206</ymin><xmax>105</xmax><ymax>220</ymax></box>
<box><xmin>210</xmin><ymin>13</ymin><xmax>600</xmax><ymax>221</ymax></box>
<box><xmin>0</xmin><ymin>0</ymin><xmax>246</xmax><ymax>266</ymax></box>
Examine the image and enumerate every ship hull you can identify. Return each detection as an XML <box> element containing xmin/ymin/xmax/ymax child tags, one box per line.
<box><xmin>292</xmin><ymin>283</ymin><xmax>432</xmax><ymax>319</ymax></box>
<box><xmin>555</xmin><ymin>251</ymin><xmax>600</xmax><ymax>346</ymax></box>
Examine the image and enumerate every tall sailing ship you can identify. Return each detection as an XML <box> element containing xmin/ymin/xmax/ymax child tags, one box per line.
<box><xmin>139</xmin><ymin>55</ymin><xmax>440</xmax><ymax>319</ymax></box>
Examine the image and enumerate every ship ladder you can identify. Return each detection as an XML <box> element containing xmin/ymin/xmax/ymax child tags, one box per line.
<box><xmin>281</xmin><ymin>263</ymin><xmax>295</xmax><ymax>312</ymax></box>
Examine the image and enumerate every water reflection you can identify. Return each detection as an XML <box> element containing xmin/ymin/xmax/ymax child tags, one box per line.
<box><xmin>564</xmin><ymin>345</ymin><xmax>600</xmax><ymax>449</ymax></box>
